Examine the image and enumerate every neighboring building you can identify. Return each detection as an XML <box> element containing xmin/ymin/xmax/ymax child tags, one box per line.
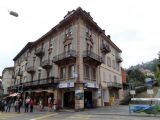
<box><xmin>0</xmin><ymin>78</ymin><xmax>3</xmax><ymax>98</ymax></box>
<box><xmin>2</xmin><ymin>67</ymin><xmax>14</xmax><ymax>95</ymax></box>
<box><xmin>8</xmin><ymin>7</ymin><xmax>123</xmax><ymax>110</ymax></box>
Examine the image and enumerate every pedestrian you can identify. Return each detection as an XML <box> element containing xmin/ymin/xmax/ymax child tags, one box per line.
<box><xmin>39</xmin><ymin>98</ymin><xmax>43</xmax><ymax>111</ymax></box>
<box><xmin>16</xmin><ymin>99</ymin><xmax>20</xmax><ymax>113</ymax></box>
<box><xmin>5</xmin><ymin>100</ymin><xmax>12</xmax><ymax>112</ymax></box>
<box><xmin>24</xmin><ymin>97</ymin><xmax>30</xmax><ymax>112</ymax></box>
<box><xmin>48</xmin><ymin>97</ymin><xmax>52</xmax><ymax>112</ymax></box>
<box><xmin>29</xmin><ymin>98</ymin><xmax>34</xmax><ymax>112</ymax></box>
<box><xmin>14</xmin><ymin>99</ymin><xmax>18</xmax><ymax>112</ymax></box>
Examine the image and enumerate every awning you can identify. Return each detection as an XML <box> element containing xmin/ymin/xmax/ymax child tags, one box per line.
<box><xmin>9</xmin><ymin>93</ymin><xmax>19</xmax><ymax>97</ymax></box>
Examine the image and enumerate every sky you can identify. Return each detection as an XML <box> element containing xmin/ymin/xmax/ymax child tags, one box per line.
<box><xmin>0</xmin><ymin>0</ymin><xmax>160</xmax><ymax>75</ymax></box>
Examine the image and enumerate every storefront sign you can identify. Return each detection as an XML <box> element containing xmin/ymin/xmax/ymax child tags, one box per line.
<box><xmin>59</xmin><ymin>81</ymin><xmax>74</xmax><ymax>88</ymax></box>
<box><xmin>84</xmin><ymin>82</ymin><xmax>98</xmax><ymax>88</ymax></box>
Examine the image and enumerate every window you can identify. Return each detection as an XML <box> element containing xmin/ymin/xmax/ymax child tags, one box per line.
<box><xmin>92</xmin><ymin>67</ymin><xmax>96</xmax><ymax>80</ymax></box>
<box><xmin>87</xmin><ymin>43</ymin><xmax>93</xmax><ymax>51</ymax></box>
<box><xmin>86</xmin><ymin>26</ymin><xmax>92</xmax><ymax>36</ymax></box>
<box><xmin>107</xmin><ymin>57</ymin><xmax>111</xmax><ymax>67</ymax></box>
<box><xmin>60</xmin><ymin>67</ymin><xmax>66</xmax><ymax>79</ymax></box>
<box><xmin>102</xmin><ymin>53</ymin><xmax>105</xmax><ymax>63</ymax></box>
<box><xmin>84</xmin><ymin>65</ymin><xmax>90</xmax><ymax>78</ymax></box>
<box><xmin>113</xmin><ymin>75</ymin><xmax>117</xmax><ymax>83</ymax></box>
<box><xmin>68</xmin><ymin>43</ymin><xmax>72</xmax><ymax>51</ymax></box>
<box><xmin>69</xmin><ymin>65</ymin><xmax>75</xmax><ymax>78</ymax></box>
<box><xmin>112</xmin><ymin>60</ymin><xmax>116</xmax><ymax>69</ymax></box>
<box><xmin>65</xmin><ymin>25</ymin><xmax>72</xmax><ymax>37</ymax></box>
<box><xmin>64</xmin><ymin>43</ymin><xmax>72</xmax><ymax>52</ymax></box>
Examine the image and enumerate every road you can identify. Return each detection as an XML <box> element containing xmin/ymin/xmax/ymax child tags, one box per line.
<box><xmin>0</xmin><ymin>111</ymin><xmax>159</xmax><ymax>120</ymax></box>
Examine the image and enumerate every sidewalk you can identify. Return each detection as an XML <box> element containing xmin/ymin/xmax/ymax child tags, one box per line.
<box><xmin>84</xmin><ymin>105</ymin><xmax>160</xmax><ymax>117</ymax></box>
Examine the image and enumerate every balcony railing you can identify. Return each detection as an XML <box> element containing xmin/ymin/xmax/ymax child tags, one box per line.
<box><xmin>107</xmin><ymin>82</ymin><xmax>122</xmax><ymax>89</ymax></box>
<box><xmin>35</xmin><ymin>47</ymin><xmax>44</xmax><ymax>57</ymax></box>
<box><xmin>101</xmin><ymin>43</ymin><xmax>111</xmax><ymax>53</ymax></box>
<box><xmin>23</xmin><ymin>77</ymin><xmax>56</xmax><ymax>87</ymax></box>
<box><xmin>53</xmin><ymin>50</ymin><xmax>77</xmax><ymax>64</ymax></box>
<box><xmin>83</xmin><ymin>50</ymin><xmax>103</xmax><ymax>65</ymax></box>
<box><xmin>26</xmin><ymin>66</ymin><xmax>35</xmax><ymax>74</ymax></box>
<box><xmin>116</xmin><ymin>56</ymin><xmax>123</xmax><ymax>63</ymax></box>
<box><xmin>41</xmin><ymin>60</ymin><xmax>52</xmax><ymax>69</ymax></box>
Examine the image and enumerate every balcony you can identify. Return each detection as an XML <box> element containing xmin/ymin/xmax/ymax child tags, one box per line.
<box><xmin>23</xmin><ymin>77</ymin><xmax>57</xmax><ymax>88</ymax></box>
<box><xmin>64</xmin><ymin>32</ymin><xmax>73</xmax><ymax>42</ymax></box>
<box><xmin>53</xmin><ymin>50</ymin><xmax>77</xmax><ymax>65</ymax></box>
<box><xmin>83</xmin><ymin>50</ymin><xmax>103</xmax><ymax>65</ymax></box>
<box><xmin>101</xmin><ymin>43</ymin><xmax>111</xmax><ymax>54</ymax></box>
<box><xmin>41</xmin><ymin>60</ymin><xmax>52</xmax><ymax>69</ymax></box>
<box><xmin>35</xmin><ymin>47</ymin><xmax>44</xmax><ymax>57</ymax></box>
<box><xmin>26</xmin><ymin>66</ymin><xmax>35</xmax><ymax>74</ymax></box>
<box><xmin>116</xmin><ymin>56</ymin><xmax>123</xmax><ymax>63</ymax></box>
<box><xmin>107</xmin><ymin>82</ymin><xmax>122</xmax><ymax>89</ymax></box>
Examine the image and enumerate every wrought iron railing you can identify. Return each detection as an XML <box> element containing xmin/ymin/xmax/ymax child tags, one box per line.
<box><xmin>53</xmin><ymin>50</ymin><xmax>77</xmax><ymax>63</ymax></box>
<box><xmin>83</xmin><ymin>50</ymin><xmax>103</xmax><ymax>63</ymax></box>
<box><xmin>107</xmin><ymin>82</ymin><xmax>122</xmax><ymax>88</ymax></box>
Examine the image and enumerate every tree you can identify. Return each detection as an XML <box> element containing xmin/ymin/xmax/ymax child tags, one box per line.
<box><xmin>126</xmin><ymin>69</ymin><xmax>145</xmax><ymax>86</ymax></box>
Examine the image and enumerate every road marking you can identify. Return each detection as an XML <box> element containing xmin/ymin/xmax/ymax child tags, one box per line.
<box><xmin>30</xmin><ymin>113</ymin><xmax>58</xmax><ymax>120</ymax></box>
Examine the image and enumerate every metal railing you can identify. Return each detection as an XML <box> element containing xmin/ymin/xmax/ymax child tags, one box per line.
<box><xmin>35</xmin><ymin>47</ymin><xmax>44</xmax><ymax>56</ymax></box>
<box><xmin>83</xmin><ymin>50</ymin><xmax>103</xmax><ymax>63</ymax></box>
<box><xmin>53</xmin><ymin>50</ymin><xmax>77</xmax><ymax>63</ymax></box>
<box><xmin>41</xmin><ymin>60</ymin><xmax>52</xmax><ymax>68</ymax></box>
<box><xmin>23</xmin><ymin>77</ymin><xmax>55</xmax><ymax>87</ymax></box>
<box><xmin>101</xmin><ymin>43</ymin><xmax>111</xmax><ymax>53</ymax></box>
<box><xmin>26</xmin><ymin>66</ymin><xmax>35</xmax><ymax>73</ymax></box>
<box><xmin>107</xmin><ymin>82</ymin><xmax>122</xmax><ymax>88</ymax></box>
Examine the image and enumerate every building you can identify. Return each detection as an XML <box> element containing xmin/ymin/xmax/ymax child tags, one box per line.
<box><xmin>2</xmin><ymin>67</ymin><xmax>14</xmax><ymax>95</ymax></box>
<box><xmin>0</xmin><ymin>78</ymin><xmax>3</xmax><ymax>98</ymax></box>
<box><xmin>8</xmin><ymin>7</ymin><xmax>123</xmax><ymax>110</ymax></box>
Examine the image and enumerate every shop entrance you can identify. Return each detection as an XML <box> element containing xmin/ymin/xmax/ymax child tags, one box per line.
<box><xmin>63</xmin><ymin>91</ymin><xmax>75</xmax><ymax>108</ymax></box>
<box><xmin>84</xmin><ymin>91</ymin><xmax>93</xmax><ymax>108</ymax></box>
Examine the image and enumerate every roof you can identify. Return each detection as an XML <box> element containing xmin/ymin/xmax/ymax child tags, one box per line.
<box><xmin>13</xmin><ymin>7</ymin><xmax>122</xmax><ymax>61</ymax></box>
<box><xmin>13</xmin><ymin>42</ymin><xmax>34</xmax><ymax>61</ymax></box>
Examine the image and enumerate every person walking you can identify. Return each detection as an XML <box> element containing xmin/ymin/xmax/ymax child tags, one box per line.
<box><xmin>48</xmin><ymin>97</ymin><xmax>52</xmax><ymax>112</ymax></box>
<box><xmin>24</xmin><ymin>97</ymin><xmax>30</xmax><ymax>112</ymax></box>
<box><xmin>29</xmin><ymin>98</ymin><xmax>34</xmax><ymax>112</ymax></box>
<box><xmin>39</xmin><ymin>98</ymin><xmax>43</xmax><ymax>111</ymax></box>
<box><xmin>5</xmin><ymin>100</ymin><xmax>12</xmax><ymax>112</ymax></box>
<box><xmin>14</xmin><ymin>99</ymin><xmax>18</xmax><ymax>112</ymax></box>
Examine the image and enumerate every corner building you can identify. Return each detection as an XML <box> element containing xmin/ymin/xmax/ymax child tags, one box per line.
<box><xmin>9</xmin><ymin>7</ymin><xmax>123</xmax><ymax>110</ymax></box>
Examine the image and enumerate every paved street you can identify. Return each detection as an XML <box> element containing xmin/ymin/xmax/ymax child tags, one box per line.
<box><xmin>0</xmin><ymin>104</ymin><xmax>160</xmax><ymax>120</ymax></box>
<box><xmin>0</xmin><ymin>111</ymin><xmax>160</xmax><ymax>120</ymax></box>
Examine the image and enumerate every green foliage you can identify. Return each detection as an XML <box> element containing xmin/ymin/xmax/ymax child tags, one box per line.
<box><xmin>127</xmin><ymin>69</ymin><xmax>145</xmax><ymax>86</ymax></box>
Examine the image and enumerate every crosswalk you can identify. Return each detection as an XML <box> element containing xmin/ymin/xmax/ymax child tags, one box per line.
<box><xmin>0</xmin><ymin>113</ymin><xmax>23</xmax><ymax>120</ymax></box>
<box><xmin>67</xmin><ymin>114</ymin><xmax>91</xmax><ymax>120</ymax></box>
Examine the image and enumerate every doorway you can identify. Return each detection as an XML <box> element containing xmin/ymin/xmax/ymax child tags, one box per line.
<box><xmin>84</xmin><ymin>91</ymin><xmax>93</xmax><ymax>108</ymax></box>
<box><xmin>63</xmin><ymin>91</ymin><xmax>75</xmax><ymax>108</ymax></box>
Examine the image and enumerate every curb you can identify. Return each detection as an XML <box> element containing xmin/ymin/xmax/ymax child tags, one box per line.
<box><xmin>89</xmin><ymin>113</ymin><xmax>160</xmax><ymax>117</ymax></box>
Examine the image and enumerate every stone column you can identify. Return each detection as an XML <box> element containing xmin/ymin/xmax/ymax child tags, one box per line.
<box><xmin>75</xmin><ymin>17</ymin><xmax>84</xmax><ymax>111</ymax></box>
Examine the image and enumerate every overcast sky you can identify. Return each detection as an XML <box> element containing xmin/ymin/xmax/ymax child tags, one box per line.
<box><xmin>0</xmin><ymin>0</ymin><xmax>160</xmax><ymax>75</ymax></box>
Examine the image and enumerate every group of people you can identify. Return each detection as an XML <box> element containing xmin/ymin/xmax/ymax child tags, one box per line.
<box><xmin>24</xmin><ymin>97</ymin><xmax>34</xmax><ymax>113</ymax></box>
<box><xmin>0</xmin><ymin>96</ymin><xmax>55</xmax><ymax>113</ymax></box>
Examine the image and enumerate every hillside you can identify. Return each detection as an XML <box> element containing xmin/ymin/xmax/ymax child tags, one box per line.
<box><xmin>128</xmin><ymin>59</ymin><xmax>158</xmax><ymax>72</ymax></box>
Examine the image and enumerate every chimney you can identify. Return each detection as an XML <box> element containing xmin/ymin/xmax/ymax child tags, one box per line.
<box><xmin>107</xmin><ymin>35</ymin><xmax>110</xmax><ymax>39</ymax></box>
